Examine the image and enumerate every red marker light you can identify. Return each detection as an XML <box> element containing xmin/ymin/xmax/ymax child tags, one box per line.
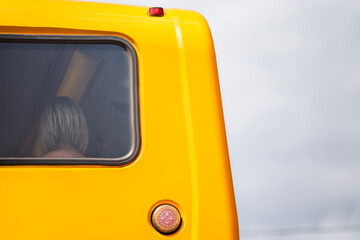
<box><xmin>148</xmin><ymin>7</ymin><xmax>164</xmax><ymax>17</ymax></box>
<box><xmin>151</xmin><ymin>204</ymin><xmax>181</xmax><ymax>234</ymax></box>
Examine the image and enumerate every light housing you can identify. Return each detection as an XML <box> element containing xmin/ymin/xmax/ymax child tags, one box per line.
<box><xmin>151</xmin><ymin>204</ymin><xmax>181</xmax><ymax>234</ymax></box>
<box><xmin>148</xmin><ymin>7</ymin><xmax>164</xmax><ymax>17</ymax></box>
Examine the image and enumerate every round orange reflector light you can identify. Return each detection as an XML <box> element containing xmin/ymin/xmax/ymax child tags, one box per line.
<box><xmin>151</xmin><ymin>204</ymin><xmax>181</xmax><ymax>234</ymax></box>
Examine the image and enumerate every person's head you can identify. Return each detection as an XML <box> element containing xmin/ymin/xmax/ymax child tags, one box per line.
<box><xmin>39</xmin><ymin>96</ymin><xmax>89</xmax><ymax>155</ymax></box>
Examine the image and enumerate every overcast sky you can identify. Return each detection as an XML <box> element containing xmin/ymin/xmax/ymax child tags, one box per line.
<box><xmin>86</xmin><ymin>1</ymin><xmax>360</xmax><ymax>239</ymax></box>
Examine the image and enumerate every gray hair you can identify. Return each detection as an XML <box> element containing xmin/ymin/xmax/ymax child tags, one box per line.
<box><xmin>39</xmin><ymin>96</ymin><xmax>89</xmax><ymax>155</ymax></box>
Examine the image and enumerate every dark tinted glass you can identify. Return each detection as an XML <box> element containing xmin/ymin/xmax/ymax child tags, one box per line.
<box><xmin>0</xmin><ymin>37</ymin><xmax>138</xmax><ymax>162</ymax></box>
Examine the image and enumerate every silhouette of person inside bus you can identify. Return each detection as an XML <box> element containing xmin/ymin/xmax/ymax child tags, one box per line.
<box><xmin>39</xmin><ymin>96</ymin><xmax>89</xmax><ymax>158</ymax></box>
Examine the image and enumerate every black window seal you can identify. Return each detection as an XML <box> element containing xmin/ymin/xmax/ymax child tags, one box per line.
<box><xmin>0</xmin><ymin>34</ymin><xmax>140</xmax><ymax>166</ymax></box>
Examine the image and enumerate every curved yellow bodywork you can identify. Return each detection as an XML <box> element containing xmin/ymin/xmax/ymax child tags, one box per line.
<box><xmin>0</xmin><ymin>1</ymin><xmax>239</xmax><ymax>239</ymax></box>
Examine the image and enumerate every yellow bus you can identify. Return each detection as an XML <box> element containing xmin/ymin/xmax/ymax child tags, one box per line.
<box><xmin>0</xmin><ymin>1</ymin><xmax>239</xmax><ymax>239</ymax></box>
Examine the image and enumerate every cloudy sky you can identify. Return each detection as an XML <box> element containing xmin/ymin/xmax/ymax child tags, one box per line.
<box><xmin>86</xmin><ymin>0</ymin><xmax>360</xmax><ymax>239</ymax></box>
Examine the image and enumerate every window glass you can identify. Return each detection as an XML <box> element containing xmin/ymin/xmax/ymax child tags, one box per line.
<box><xmin>0</xmin><ymin>37</ymin><xmax>138</xmax><ymax>163</ymax></box>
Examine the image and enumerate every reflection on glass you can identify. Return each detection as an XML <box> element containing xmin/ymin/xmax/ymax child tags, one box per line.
<box><xmin>0</xmin><ymin>40</ymin><xmax>135</xmax><ymax>159</ymax></box>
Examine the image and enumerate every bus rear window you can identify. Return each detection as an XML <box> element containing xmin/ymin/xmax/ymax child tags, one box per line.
<box><xmin>0</xmin><ymin>35</ymin><xmax>139</xmax><ymax>164</ymax></box>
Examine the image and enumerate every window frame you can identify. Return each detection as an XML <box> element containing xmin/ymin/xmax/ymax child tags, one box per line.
<box><xmin>0</xmin><ymin>34</ymin><xmax>140</xmax><ymax>166</ymax></box>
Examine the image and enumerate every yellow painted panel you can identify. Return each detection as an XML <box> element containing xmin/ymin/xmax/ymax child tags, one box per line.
<box><xmin>0</xmin><ymin>1</ymin><xmax>238</xmax><ymax>239</ymax></box>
